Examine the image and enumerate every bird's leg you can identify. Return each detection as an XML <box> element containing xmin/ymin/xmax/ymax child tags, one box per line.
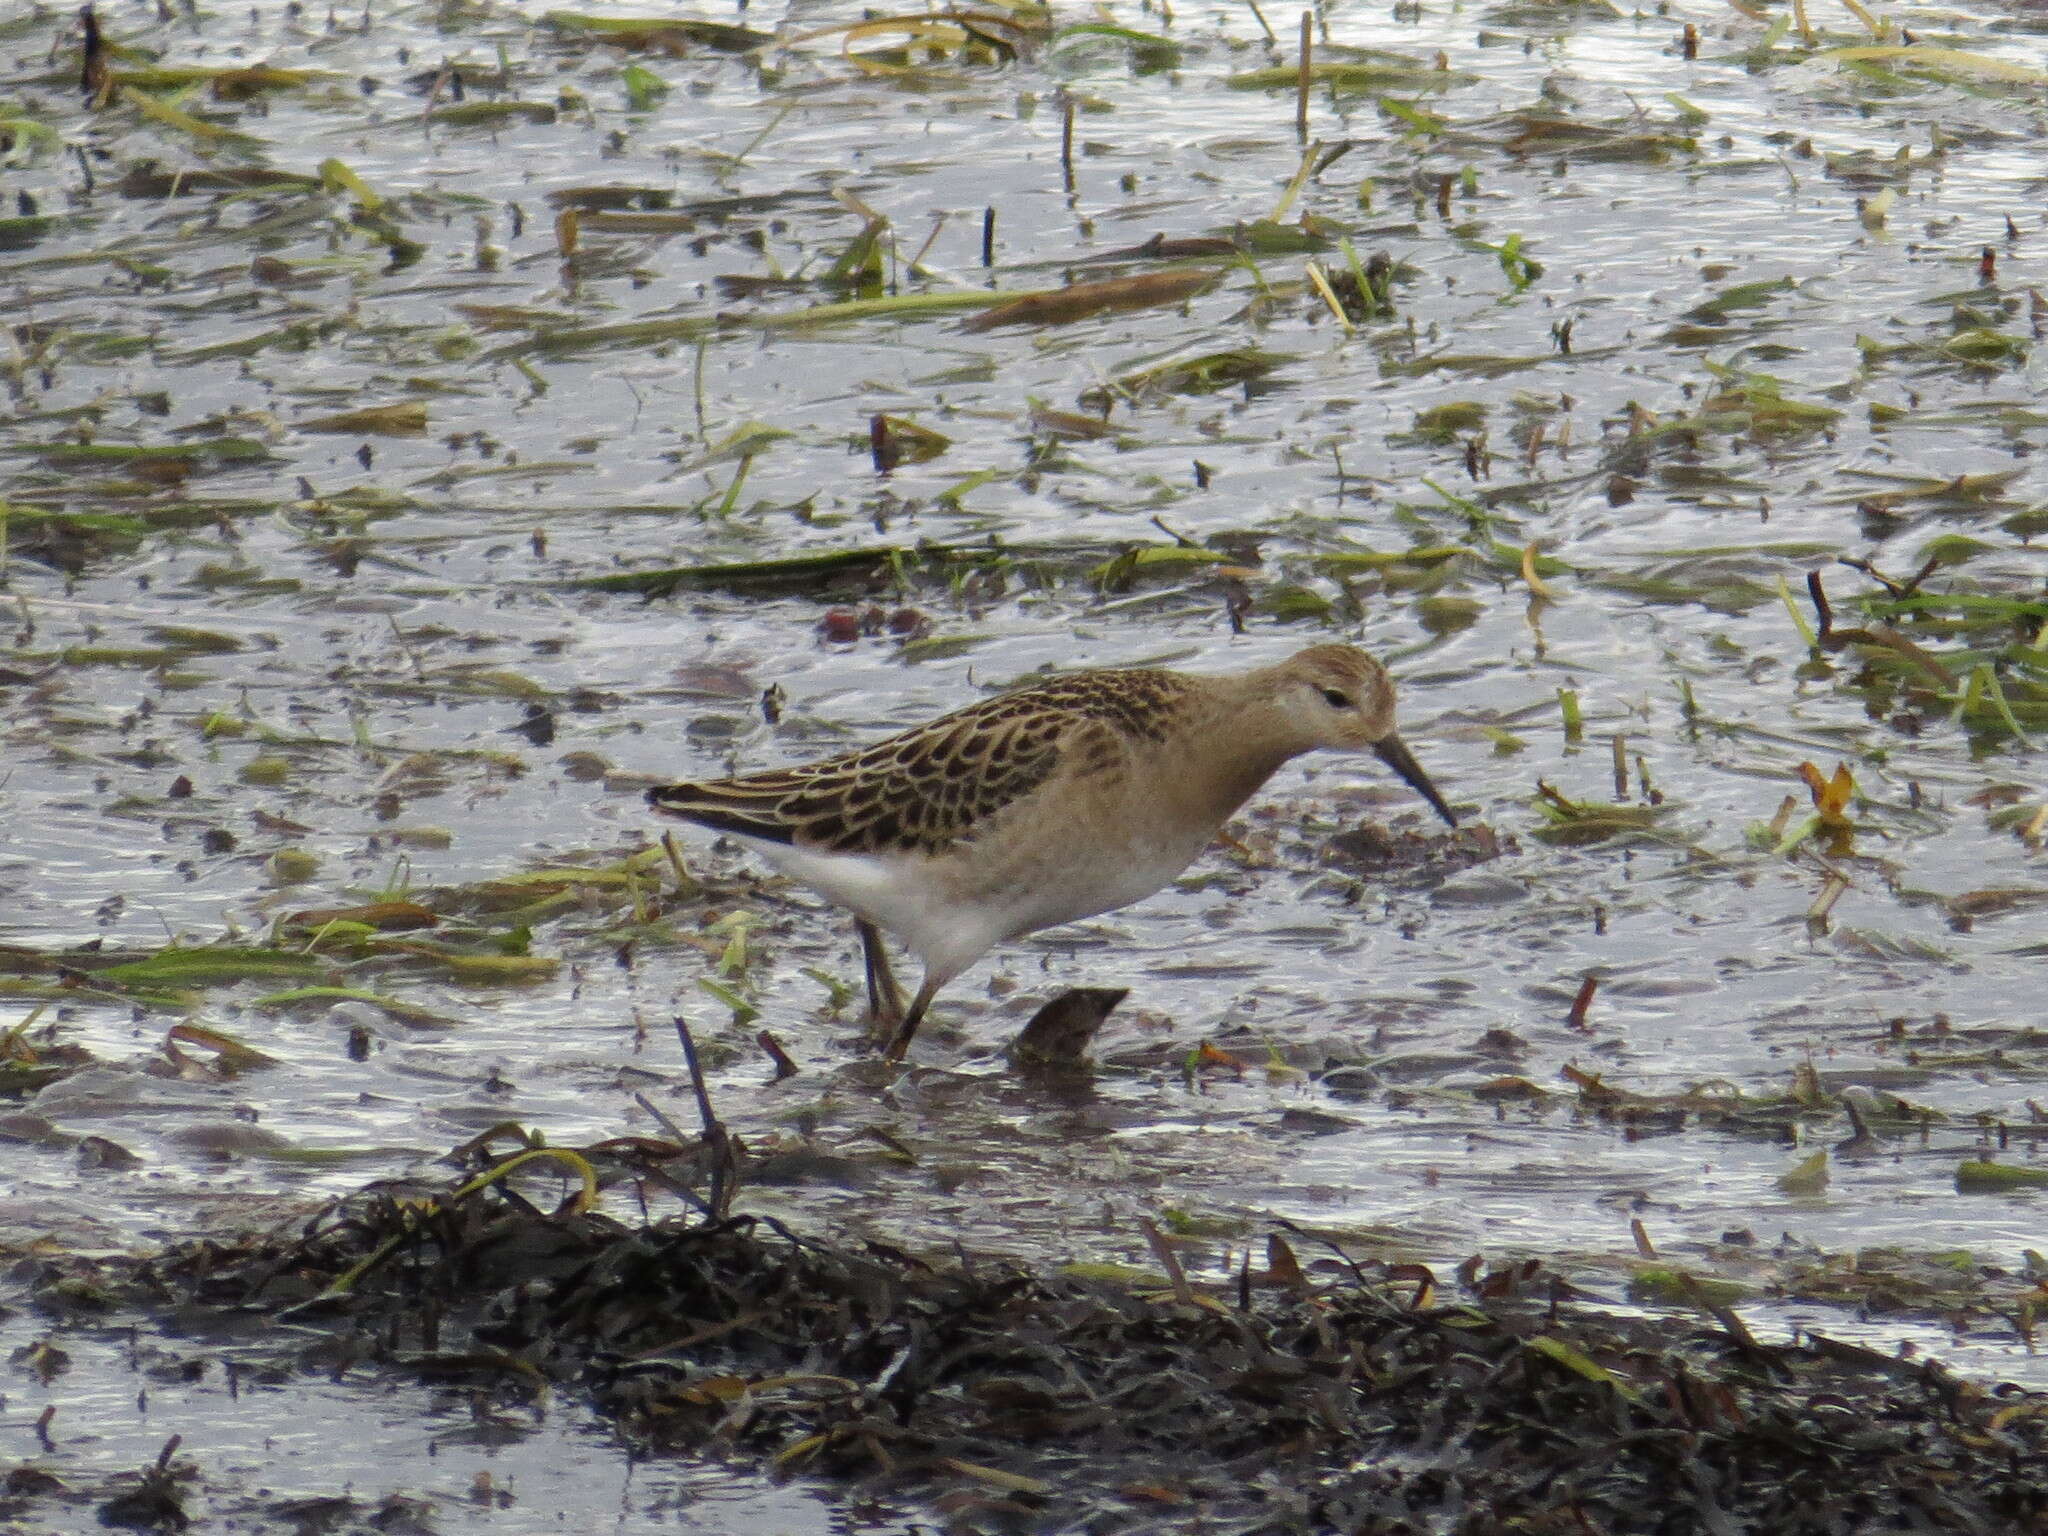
<box><xmin>883</xmin><ymin>974</ymin><xmax>943</xmax><ymax>1061</ymax></box>
<box><xmin>855</xmin><ymin>918</ymin><xmax>904</xmax><ymax>1030</ymax></box>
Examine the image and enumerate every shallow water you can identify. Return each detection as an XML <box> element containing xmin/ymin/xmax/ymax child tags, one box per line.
<box><xmin>3</xmin><ymin>0</ymin><xmax>2047</xmax><ymax>1519</ymax></box>
<box><xmin>8</xmin><ymin>1320</ymin><xmax>890</xmax><ymax>1535</ymax></box>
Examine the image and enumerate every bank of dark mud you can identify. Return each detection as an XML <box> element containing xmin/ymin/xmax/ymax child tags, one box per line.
<box><xmin>14</xmin><ymin>1158</ymin><xmax>2047</xmax><ymax>1536</ymax></box>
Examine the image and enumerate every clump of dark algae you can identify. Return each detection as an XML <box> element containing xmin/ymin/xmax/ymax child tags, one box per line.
<box><xmin>10</xmin><ymin>1125</ymin><xmax>2027</xmax><ymax>1536</ymax></box>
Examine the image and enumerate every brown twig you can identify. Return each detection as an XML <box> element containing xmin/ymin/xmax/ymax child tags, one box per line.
<box><xmin>1805</xmin><ymin>569</ymin><xmax>1834</xmax><ymax>643</ymax></box>
<box><xmin>755</xmin><ymin>1029</ymin><xmax>799</xmax><ymax>1082</ymax></box>
<box><xmin>1838</xmin><ymin>552</ymin><xmax>1942</xmax><ymax>601</ymax></box>
<box><xmin>1139</xmin><ymin>1217</ymin><xmax>1197</xmax><ymax>1306</ymax></box>
<box><xmin>1812</xmin><ymin>565</ymin><xmax>1957</xmax><ymax>685</ymax></box>
<box><xmin>1567</xmin><ymin>973</ymin><xmax>1598</xmax><ymax>1031</ymax></box>
<box><xmin>1679</xmin><ymin>1273</ymin><xmax>1778</xmax><ymax>1370</ymax></box>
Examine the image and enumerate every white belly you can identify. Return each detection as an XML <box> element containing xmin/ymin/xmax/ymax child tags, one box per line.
<box><xmin>726</xmin><ymin>821</ymin><xmax>1206</xmax><ymax>988</ymax></box>
<box><xmin>728</xmin><ymin>835</ymin><xmax>1008</xmax><ymax>985</ymax></box>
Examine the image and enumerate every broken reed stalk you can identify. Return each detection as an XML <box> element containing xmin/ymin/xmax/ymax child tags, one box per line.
<box><xmin>730</xmin><ymin>101</ymin><xmax>794</xmax><ymax>168</ymax></box>
<box><xmin>1805</xmin><ymin>569</ymin><xmax>1834</xmax><ymax>642</ymax></box>
<box><xmin>1557</xmin><ymin>687</ymin><xmax>1583</xmax><ymax>743</ymax></box>
<box><xmin>981</xmin><ymin>204</ymin><xmax>995</xmax><ymax>267</ymax></box>
<box><xmin>1059</xmin><ymin>91</ymin><xmax>1075</xmax><ymax>192</ymax></box>
<box><xmin>420</xmin><ymin>63</ymin><xmax>453</xmax><ymax>128</ymax></box>
<box><xmin>1567</xmin><ymin>973</ymin><xmax>1598</xmax><ymax>1030</ymax></box>
<box><xmin>1679</xmin><ymin>1272</ymin><xmax>1770</xmax><ymax>1362</ymax></box>
<box><xmin>1295</xmin><ymin>11</ymin><xmax>1312</xmax><ymax>139</ymax></box>
<box><xmin>673</xmin><ymin>1014</ymin><xmax>737</xmax><ymax>1219</ymax></box>
<box><xmin>755</xmin><ymin>1029</ymin><xmax>799</xmax><ymax>1082</ymax></box>
<box><xmin>1268</xmin><ymin>138</ymin><xmax>1319</xmax><ymax>222</ymax></box>
<box><xmin>908</xmin><ymin>212</ymin><xmax>947</xmax><ymax>270</ymax></box>
<box><xmin>660</xmin><ymin>829</ymin><xmax>691</xmax><ymax>891</ymax></box>
<box><xmin>1139</xmin><ymin>1217</ymin><xmax>1197</xmax><ymax>1305</ymax></box>
<box><xmin>1807</xmin><ymin>871</ymin><xmax>1849</xmax><ymax>924</ymax></box>
<box><xmin>1837</xmin><ymin>551</ymin><xmax>1940</xmax><ymax>601</ymax></box>
<box><xmin>1303</xmin><ymin>260</ymin><xmax>1352</xmax><ymax>330</ymax></box>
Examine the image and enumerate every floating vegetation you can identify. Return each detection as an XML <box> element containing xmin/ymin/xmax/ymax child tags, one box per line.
<box><xmin>1227</xmin><ymin>54</ymin><xmax>1476</xmax><ymax>93</ymax></box>
<box><xmin>542</xmin><ymin>11</ymin><xmax>776</xmax><ymax>55</ymax></box>
<box><xmin>961</xmin><ymin>267</ymin><xmax>1220</xmax><ymax>331</ymax></box>
<box><xmin>1530</xmin><ymin>781</ymin><xmax>1667</xmax><ymax>845</ymax></box>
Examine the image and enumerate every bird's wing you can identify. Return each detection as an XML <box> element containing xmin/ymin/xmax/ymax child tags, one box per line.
<box><xmin>647</xmin><ymin>669</ymin><xmax>1193</xmax><ymax>856</ymax></box>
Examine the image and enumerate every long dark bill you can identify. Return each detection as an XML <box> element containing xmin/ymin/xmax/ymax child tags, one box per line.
<box><xmin>1374</xmin><ymin>735</ymin><xmax>1458</xmax><ymax>827</ymax></box>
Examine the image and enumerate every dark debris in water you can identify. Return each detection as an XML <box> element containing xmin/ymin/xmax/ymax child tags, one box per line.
<box><xmin>18</xmin><ymin>1173</ymin><xmax>2039</xmax><ymax>1536</ymax></box>
<box><xmin>1322</xmin><ymin>819</ymin><xmax>1510</xmax><ymax>880</ymax></box>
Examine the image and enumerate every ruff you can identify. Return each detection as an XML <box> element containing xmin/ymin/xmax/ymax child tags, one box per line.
<box><xmin>648</xmin><ymin>644</ymin><xmax>1455</xmax><ymax>1058</ymax></box>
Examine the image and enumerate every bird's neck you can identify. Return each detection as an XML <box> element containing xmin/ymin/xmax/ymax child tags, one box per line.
<box><xmin>1198</xmin><ymin>743</ymin><xmax>1298</xmax><ymax>826</ymax></box>
<box><xmin>1171</xmin><ymin>693</ymin><xmax>1303</xmax><ymax>829</ymax></box>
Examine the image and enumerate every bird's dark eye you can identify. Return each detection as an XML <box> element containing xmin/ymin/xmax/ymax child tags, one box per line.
<box><xmin>1320</xmin><ymin>688</ymin><xmax>1352</xmax><ymax>708</ymax></box>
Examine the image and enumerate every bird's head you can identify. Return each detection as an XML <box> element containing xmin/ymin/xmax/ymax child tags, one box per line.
<box><xmin>1269</xmin><ymin>644</ymin><xmax>1457</xmax><ymax>827</ymax></box>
